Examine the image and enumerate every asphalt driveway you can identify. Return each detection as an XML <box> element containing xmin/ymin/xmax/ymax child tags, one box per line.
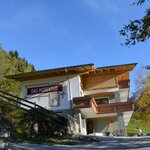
<box><xmin>8</xmin><ymin>136</ymin><xmax>150</xmax><ymax>150</ymax></box>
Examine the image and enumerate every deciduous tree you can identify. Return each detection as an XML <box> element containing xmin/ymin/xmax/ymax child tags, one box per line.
<box><xmin>132</xmin><ymin>66</ymin><xmax>150</xmax><ymax>123</ymax></box>
<box><xmin>120</xmin><ymin>0</ymin><xmax>150</xmax><ymax>46</ymax></box>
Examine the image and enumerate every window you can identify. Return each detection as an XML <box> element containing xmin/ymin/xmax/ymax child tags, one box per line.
<box><xmin>95</xmin><ymin>97</ymin><xmax>109</xmax><ymax>104</ymax></box>
<box><xmin>49</xmin><ymin>92</ymin><xmax>60</xmax><ymax>107</ymax></box>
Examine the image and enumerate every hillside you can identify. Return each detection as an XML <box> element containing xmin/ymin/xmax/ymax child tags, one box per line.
<box><xmin>0</xmin><ymin>47</ymin><xmax>35</xmax><ymax>94</ymax></box>
<box><xmin>0</xmin><ymin>47</ymin><xmax>35</xmax><ymax>125</ymax></box>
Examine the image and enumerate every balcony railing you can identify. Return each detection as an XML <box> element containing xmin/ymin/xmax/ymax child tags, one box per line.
<box><xmin>96</xmin><ymin>102</ymin><xmax>134</xmax><ymax>114</ymax></box>
<box><xmin>73</xmin><ymin>96</ymin><xmax>91</xmax><ymax>108</ymax></box>
<box><xmin>73</xmin><ymin>96</ymin><xmax>134</xmax><ymax>114</ymax></box>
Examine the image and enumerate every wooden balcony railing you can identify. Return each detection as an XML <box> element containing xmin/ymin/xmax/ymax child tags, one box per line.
<box><xmin>73</xmin><ymin>96</ymin><xmax>134</xmax><ymax>114</ymax></box>
<box><xmin>73</xmin><ymin>96</ymin><xmax>91</xmax><ymax>108</ymax></box>
<box><xmin>96</xmin><ymin>102</ymin><xmax>134</xmax><ymax>114</ymax></box>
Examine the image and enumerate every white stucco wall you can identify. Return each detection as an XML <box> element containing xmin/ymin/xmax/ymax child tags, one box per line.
<box><xmin>119</xmin><ymin>88</ymin><xmax>129</xmax><ymax>102</ymax></box>
<box><xmin>123</xmin><ymin>111</ymin><xmax>133</xmax><ymax>126</ymax></box>
<box><xmin>21</xmin><ymin>75</ymin><xmax>81</xmax><ymax>111</ymax></box>
<box><xmin>110</xmin><ymin>96</ymin><xmax>116</xmax><ymax>103</ymax></box>
<box><xmin>92</xmin><ymin>117</ymin><xmax>118</xmax><ymax>134</ymax></box>
<box><xmin>79</xmin><ymin>113</ymin><xmax>87</xmax><ymax>135</ymax></box>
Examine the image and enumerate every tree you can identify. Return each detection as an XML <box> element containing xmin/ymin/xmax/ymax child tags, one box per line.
<box><xmin>131</xmin><ymin>66</ymin><xmax>150</xmax><ymax>124</ymax></box>
<box><xmin>133</xmin><ymin>87</ymin><xmax>150</xmax><ymax>124</ymax></box>
<box><xmin>120</xmin><ymin>0</ymin><xmax>150</xmax><ymax>46</ymax></box>
<box><xmin>0</xmin><ymin>47</ymin><xmax>35</xmax><ymax>130</ymax></box>
<box><xmin>132</xmin><ymin>66</ymin><xmax>150</xmax><ymax>100</ymax></box>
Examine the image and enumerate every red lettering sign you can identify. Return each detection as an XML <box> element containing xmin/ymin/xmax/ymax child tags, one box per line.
<box><xmin>27</xmin><ymin>85</ymin><xmax>62</xmax><ymax>95</ymax></box>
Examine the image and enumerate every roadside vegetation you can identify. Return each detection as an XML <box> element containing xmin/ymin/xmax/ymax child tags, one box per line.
<box><xmin>0</xmin><ymin>47</ymin><xmax>69</xmax><ymax>143</ymax></box>
<box><xmin>0</xmin><ymin>46</ymin><xmax>34</xmax><ymax>140</ymax></box>
<box><xmin>127</xmin><ymin>66</ymin><xmax>150</xmax><ymax>136</ymax></box>
<box><xmin>127</xmin><ymin>119</ymin><xmax>150</xmax><ymax>136</ymax></box>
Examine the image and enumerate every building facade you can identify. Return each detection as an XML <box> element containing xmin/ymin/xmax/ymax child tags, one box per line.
<box><xmin>7</xmin><ymin>63</ymin><xmax>136</xmax><ymax>136</ymax></box>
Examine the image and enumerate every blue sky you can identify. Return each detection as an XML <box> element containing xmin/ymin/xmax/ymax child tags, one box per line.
<box><xmin>0</xmin><ymin>0</ymin><xmax>150</xmax><ymax>94</ymax></box>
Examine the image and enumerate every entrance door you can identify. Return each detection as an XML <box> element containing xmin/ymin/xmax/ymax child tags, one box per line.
<box><xmin>87</xmin><ymin>121</ymin><xmax>94</xmax><ymax>134</ymax></box>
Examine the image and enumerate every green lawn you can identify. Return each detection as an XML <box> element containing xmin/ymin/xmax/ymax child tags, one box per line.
<box><xmin>126</xmin><ymin>119</ymin><xmax>150</xmax><ymax>136</ymax></box>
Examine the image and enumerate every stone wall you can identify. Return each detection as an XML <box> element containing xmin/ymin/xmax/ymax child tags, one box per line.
<box><xmin>67</xmin><ymin>115</ymin><xmax>80</xmax><ymax>135</ymax></box>
<box><xmin>115</xmin><ymin>91</ymin><xmax>127</xmax><ymax>136</ymax></box>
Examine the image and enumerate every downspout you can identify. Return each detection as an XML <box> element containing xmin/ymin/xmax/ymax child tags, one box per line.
<box><xmin>65</xmin><ymin>68</ymin><xmax>73</xmax><ymax>116</ymax></box>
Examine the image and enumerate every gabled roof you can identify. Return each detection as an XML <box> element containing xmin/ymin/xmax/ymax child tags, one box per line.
<box><xmin>6</xmin><ymin>63</ymin><xmax>137</xmax><ymax>82</ymax></box>
<box><xmin>6</xmin><ymin>63</ymin><xmax>95</xmax><ymax>82</ymax></box>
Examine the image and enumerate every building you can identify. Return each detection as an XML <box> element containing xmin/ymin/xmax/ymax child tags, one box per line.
<box><xmin>7</xmin><ymin>63</ymin><xmax>137</xmax><ymax>136</ymax></box>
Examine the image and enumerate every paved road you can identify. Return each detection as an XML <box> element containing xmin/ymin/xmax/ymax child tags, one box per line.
<box><xmin>8</xmin><ymin>136</ymin><xmax>150</xmax><ymax>150</ymax></box>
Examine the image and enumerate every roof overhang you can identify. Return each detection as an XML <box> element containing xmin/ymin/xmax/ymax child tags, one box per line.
<box><xmin>96</xmin><ymin>63</ymin><xmax>137</xmax><ymax>74</ymax></box>
<box><xmin>6</xmin><ymin>63</ymin><xmax>137</xmax><ymax>82</ymax></box>
<box><xmin>6</xmin><ymin>63</ymin><xmax>95</xmax><ymax>82</ymax></box>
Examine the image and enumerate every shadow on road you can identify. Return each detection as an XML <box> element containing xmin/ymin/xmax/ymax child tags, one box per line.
<box><xmin>9</xmin><ymin>136</ymin><xmax>150</xmax><ymax>150</ymax></box>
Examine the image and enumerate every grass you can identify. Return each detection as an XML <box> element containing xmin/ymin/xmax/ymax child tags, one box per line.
<box><xmin>126</xmin><ymin>119</ymin><xmax>150</xmax><ymax>136</ymax></box>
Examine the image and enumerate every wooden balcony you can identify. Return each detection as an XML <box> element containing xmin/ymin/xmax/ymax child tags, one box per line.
<box><xmin>95</xmin><ymin>101</ymin><xmax>134</xmax><ymax>114</ymax></box>
<box><xmin>73</xmin><ymin>96</ymin><xmax>134</xmax><ymax>114</ymax></box>
<box><xmin>73</xmin><ymin>96</ymin><xmax>91</xmax><ymax>108</ymax></box>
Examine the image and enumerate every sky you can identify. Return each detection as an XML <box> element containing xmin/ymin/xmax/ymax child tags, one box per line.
<box><xmin>0</xmin><ymin>0</ymin><xmax>150</xmax><ymax>95</ymax></box>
